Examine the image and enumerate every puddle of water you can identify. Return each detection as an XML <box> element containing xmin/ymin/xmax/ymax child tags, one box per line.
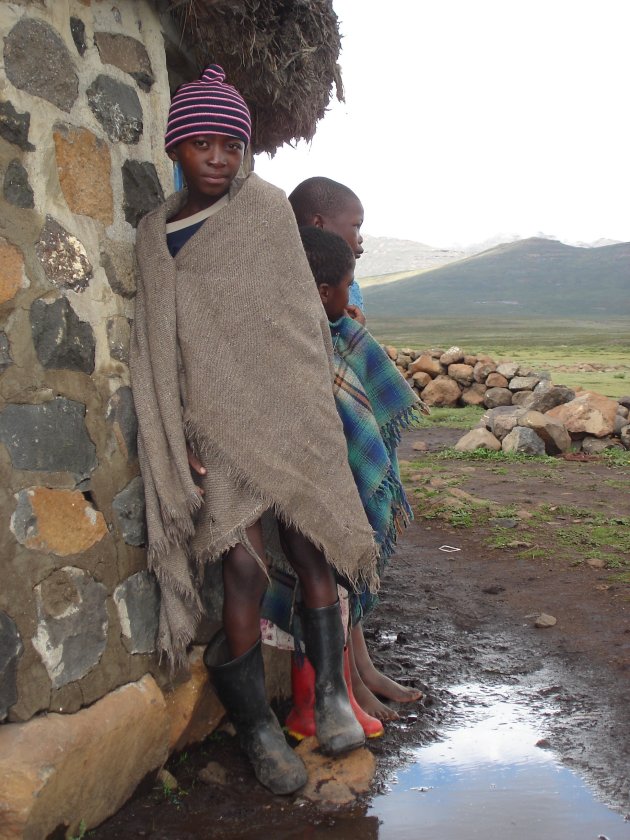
<box><xmin>369</xmin><ymin>684</ymin><xmax>630</xmax><ymax>840</ymax></box>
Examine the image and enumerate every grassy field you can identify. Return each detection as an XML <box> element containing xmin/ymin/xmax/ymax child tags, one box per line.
<box><xmin>369</xmin><ymin>317</ymin><xmax>630</xmax><ymax>398</ymax></box>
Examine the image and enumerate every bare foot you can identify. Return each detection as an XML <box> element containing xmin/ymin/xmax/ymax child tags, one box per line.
<box><xmin>351</xmin><ymin>622</ymin><xmax>423</xmax><ymax>704</ymax></box>
<box><xmin>352</xmin><ymin>675</ymin><xmax>400</xmax><ymax>721</ymax></box>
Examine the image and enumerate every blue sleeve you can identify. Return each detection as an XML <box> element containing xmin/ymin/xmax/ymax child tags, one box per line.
<box><xmin>348</xmin><ymin>279</ymin><xmax>365</xmax><ymax>311</ymax></box>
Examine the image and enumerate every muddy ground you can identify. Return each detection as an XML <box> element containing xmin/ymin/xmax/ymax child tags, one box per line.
<box><xmin>90</xmin><ymin>427</ymin><xmax>630</xmax><ymax>839</ymax></box>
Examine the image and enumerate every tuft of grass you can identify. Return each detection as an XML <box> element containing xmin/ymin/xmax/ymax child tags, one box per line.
<box><xmin>437</xmin><ymin>447</ymin><xmax>557</xmax><ymax>464</ymax></box>
<box><xmin>602</xmin><ymin>449</ymin><xmax>630</xmax><ymax>467</ymax></box>
<box><xmin>418</xmin><ymin>405</ymin><xmax>485</xmax><ymax>430</ymax></box>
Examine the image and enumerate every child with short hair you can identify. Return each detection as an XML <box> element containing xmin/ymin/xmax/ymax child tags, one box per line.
<box><xmin>130</xmin><ymin>66</ymin><xmax>378</xmax><ymax>796</ymax></box>
<box><xmin>289</xmin><ymin>181</ymin><xmax>425</xmax><ymax>721</ymax></box>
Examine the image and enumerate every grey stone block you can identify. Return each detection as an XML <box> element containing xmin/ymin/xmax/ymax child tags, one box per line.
<box><xmin>31</xmin><ymin>295</ymin><xmax>95</xmax><ymax>373</ymax></box>
<box><xmin>0</xmin><ymin>612</ymin><xmax>24</xmax><ymax>721</ymax></box>
<box><xmin>122</xmin><ymin>160</ymin><xmax>164</xmax><ymax>227</ymax></box>
<box><xmin>3</xmin><ymin>159</ymin><xmax>34</xmax><ymax>208</ymax></box>
<box><xmin>0</xmin><ymin>100</ymin><xmax>35</xmax><ymax>151</ymax></box>
<box><xmin>114</xmin><ymin>571</ymin><xmax>159</xmax><ymax>654</ymax></box>
<box><xmin>4</xmin><ymin>19</ymin><xmax>78</xmax><ymax>112</ymax></box>
<box><xmin>36</xmin><ymin>217</ymin><xmax>93</xmax><ymax>291</ymax></box>
<box><xmin>0</xmin><ymin>397</ymin><xmax>97</xmax><ymax>477</ymax></box>
<box><xmin>86</xmin><ymin>75</ymin><xmax>143</xmax><ymax>144</ymax></box>
<box><xmin>112</xmin><ymin>476</ymin><xmax>146</xmax><ymax>546</ymax></box>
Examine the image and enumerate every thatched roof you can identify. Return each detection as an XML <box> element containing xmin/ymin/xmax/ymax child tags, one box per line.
<box><xmin>163</xmin><ymin>0</ymin><xmax>344</xmax><ymax>155</ymax></box>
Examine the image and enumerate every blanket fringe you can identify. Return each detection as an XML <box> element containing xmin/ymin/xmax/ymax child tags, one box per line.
<box><xmin>184</xmin><ymin>418</ymin><xmax>380</xmax><ymax>596</ymax></box>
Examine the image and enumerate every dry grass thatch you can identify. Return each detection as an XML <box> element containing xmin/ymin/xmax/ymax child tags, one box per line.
<box><xmin>164</xmin><ymin>0</ymin><xmax>344</xmax><ymax>155</ymax></box>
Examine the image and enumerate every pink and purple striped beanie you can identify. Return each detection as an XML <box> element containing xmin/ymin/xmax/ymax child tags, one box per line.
<box><xmin>165</xmin><ymin>65</ymin><xmax>251</xmax><ymax>151</ymax></box>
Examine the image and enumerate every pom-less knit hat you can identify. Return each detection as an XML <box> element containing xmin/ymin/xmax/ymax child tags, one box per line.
<box><xmin>165</xmin><ymin>65</ymin><xmax>251</xmax><ymax>151</ymax></box>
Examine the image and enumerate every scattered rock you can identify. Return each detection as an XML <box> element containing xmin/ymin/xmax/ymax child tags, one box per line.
<box><xmin>156</xmin><ymin>769</ymin><xmax>178</xmax><ymax>791</ymax></box>
<box><xmin>295</xmin><ymin>737</ymin><xmax>376</xmax><ymax>807</ymax></box>
<box><xmin>454</xmin><ymin>428</ymin><xmax>501</xmax><ymax>452</ymax></box>
<box><xmin>482</xmin><ymin>585</ymin><xmax>506</xmax><ymax>595</ymax></box>
<box><xmin>620</xmin><ymin>425</ymin><xmax>630</xmax><ymax>450</ymax></box>
<box><xmin>581</xmin><ymin>436</ymin><xmax>623</xmax><ymax>455</ymax></box>
<box><xmin>412</xmin><ymin>440</ymin><xmax>428</xmax><ymax>452</ymax></box>
<box><xmin>534</xmin><ymin>613</ymin><xmax>557</xmax><ymax>628</ymax></box>
<box><xmin>586</xmin><ymin>558</ymin><xmax>606</xmax><ymax>569</ymax></box>
<box><xmin>490</xmin><ymin>518</ymin><xmax>518</xmax><ymax>529</ymax></box>
<box><xmin>536</xmin><ymin>738</ymin><xmax>552</xmax><ymax>749</ymax></box>
<box><xmin>502</xmin><ymin>426</ymin><xmax>546</xmax><ymax>456</ymax></box>
<box><xmin>198</xmin><ymin>761</ymin><xmax>228</xmax><ymax>787</ymax></box>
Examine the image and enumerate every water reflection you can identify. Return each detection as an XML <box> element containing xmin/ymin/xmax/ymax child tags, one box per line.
<box><xmin>370</xmin><ymin>683</ymin><xmax>630</xmax><ymax>840</ymax></box>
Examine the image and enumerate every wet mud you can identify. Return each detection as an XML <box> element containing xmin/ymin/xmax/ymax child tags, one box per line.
<box><xmin>91</xmin><ymin>429</ymin><xmax>630</xmax><ymax>839</ymax></box>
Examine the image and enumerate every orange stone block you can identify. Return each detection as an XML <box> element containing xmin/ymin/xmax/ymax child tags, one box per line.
<box><xmin>17</xmin><ymin>487</ymin><xmax>107</xmax><ymax>556</ymax></box>
<box><xmin>54</xmin><ymin>126</ymin><xmax>113</xmax><ymax>225</ymax></box>
<box><xmin>164</xmin><ymin>647</ymin><xmax>225</xmax><ymax>752</ymax></box>
<box><xmin>0</xmin><ymin>239</ymin><xmax>24</xmax><ymax>304</ymax></box>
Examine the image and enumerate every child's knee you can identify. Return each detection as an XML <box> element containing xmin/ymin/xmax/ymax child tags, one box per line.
<box><xmin>223</xmin><ymin>547</ymin><xmax>266</xmax><ymax>593</ymax></box>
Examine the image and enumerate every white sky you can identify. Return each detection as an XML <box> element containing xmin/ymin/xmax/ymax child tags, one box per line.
<box><xmin>254</xmin><ymin>0</ymin><xmax>630</xmax><ymax>248</ymax></box>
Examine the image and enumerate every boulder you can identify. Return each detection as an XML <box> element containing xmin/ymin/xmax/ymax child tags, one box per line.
<box><xmin>547</xmin><ymin>392</ymin><xmax>618</xmax><ymax>438</ymax></box>
<box><xmin>581</xmin><ymin>436</ymin><xmax>624</xmax><ymax>455</ymax></box>
<box><xmin>487</xmin><ymin>406</ymin><xmax>524</xmax><ymax>440</ymax></box>
<box><xmin>502</xmin><ymin>427</ymin><xmax>546</xmax><ymax>456</ymax></box>
<box><xmin>509</xmin><ymin>375</ymin><xmax>540</xmax><ymax>391</ymax></box>
<box><xmin>496</xmin><ymin>362</ymin><xmax>519</xmax><ymax>379</ymax></box>
<box><xmin>455</xmin><ymin>428</ymin><xmax>501</xmax><ymax>452</ymax></box>
<box><xmin>384</xmin><ymin>345</ymin><xmax>398</xmax><ymax>361</ymax></box>
<box><xmin>448</xmin><ymin>363</ymin><xmax>474</xmax><ymax>386</ymax></box>
<box><xmin>517</xmin><ymin>410</ymin><xmax>571</xmax><ymax>454</ymax></box>
<box><xmin>440</xmin><ymin>346</ymin><xmax>464</xmax><ymax>366</ymax></box>
<box><xmin>485</xmin><ymin>372</ymin><xmax>509</xmax><ymax>389</ymax></box>
<box><xmin>620</xmin><ymin>425</ymin><xmax>630</xmax><ymax>450</ymax></box>
<box><xmin>409</xmin><ymin>353</ymin><xmax>443</xmax><ymax>378</ymax></box>
<box><xmin>461</xmin><ymin>383</ymin><xmax>486</xmax><ymax>406</ymax></box>
<box><xmin>473</xmin><ymin>361</ymin><xmax>497</xmax><ymax>383</ymax></box>
<box><xmin>512</xmin><ymin>390</ymin><xmax>535</xmax><ymax>408</ymax></box>
<box><xmin>411</xmin><ymin>371</ymin><xmax>431</xmax><ymax>389</ymax></box>
<box><xmin>0</xmin><ymin>675</ymin><xmax>168</xmax><ymax>839</ymax></box>
<box><xmin>484</xmin><ymin>387</ymin><xmax>513</xmax><ymax>409</ymax></box>
<box><xmin>421</xmin><ymin>375</ymin><xmax>461</xmax><ymax>407</ymax></box>
<box><xmin>527</xmin><ymin>385</ymin><xmax>575</xmax><ymax>413</ymax></box>
<box><xmin>296</xmin><ymin>737</ymin><xmax>376</xmax><ymax>807</ymax></box>
<box><xmin>618</xmin><ymin>395</ymin><xmax>630</xmax><ymax>410</ymax></box>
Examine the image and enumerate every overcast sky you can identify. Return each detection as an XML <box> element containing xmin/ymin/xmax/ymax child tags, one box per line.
<box><xmin>254</xmin><ymin>0</ymin><xmax>629</xmax><ymax>248</ymax></box>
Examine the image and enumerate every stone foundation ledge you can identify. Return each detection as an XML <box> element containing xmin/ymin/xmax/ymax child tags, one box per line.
<box><xmin>0</xmin><ymin>647</ymin><xmax>225</xmax><ymax>840</ymax></box>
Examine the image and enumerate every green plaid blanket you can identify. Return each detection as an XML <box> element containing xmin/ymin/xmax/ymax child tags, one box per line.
<box><xmin>261</xmin><ymin>316</ymin><xmax>427</xmax><ymax>632</ymax></box>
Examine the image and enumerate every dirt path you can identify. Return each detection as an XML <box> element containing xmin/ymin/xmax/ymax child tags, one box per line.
<box><xmin>91</xmin><ymin>428</ymin><xmax>630</xmax><ymax>837</ymax></box>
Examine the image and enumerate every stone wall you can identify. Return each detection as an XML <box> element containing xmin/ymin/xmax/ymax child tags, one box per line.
<box><xmin>0</xmin><ymin>0</ymin><xmax>179</xmax><ymax>725</ymax></box>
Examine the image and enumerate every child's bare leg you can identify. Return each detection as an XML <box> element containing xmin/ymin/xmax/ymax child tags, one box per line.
<box><xmin>347</xmin><ymin>628</ymin><xmax>399</xmax><ymax>721</ymax></box>
<box><xmin>351</xmin><ymin>621</ymin><xmax>423</xmax><ymax>703</ymax></box>
<box><xmin>222</xmin><ymin>520</ymin><xmax>268</xmax><ymax>658</ymax></box>
<box><xmin>277</xmin><ymin>523</ymin><xmax>337</xmax><ymax>607</ymax></box>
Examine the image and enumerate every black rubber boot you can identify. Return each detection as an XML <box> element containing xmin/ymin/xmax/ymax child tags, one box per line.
<box><xmin>302</xmin><ymin>601</ymin><xmax>366</xmax><ymax>756</ymax></box>
<box><xmin>205</xmin><ymin>635</ymin><xmax>307</xmax><ymax>795</ymax></box>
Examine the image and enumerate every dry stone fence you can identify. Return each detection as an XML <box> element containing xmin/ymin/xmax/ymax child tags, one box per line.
<box><xmin>385</xmin><ymin>344</ymin><xmax>630</xmax><ymax>456</ymax></box>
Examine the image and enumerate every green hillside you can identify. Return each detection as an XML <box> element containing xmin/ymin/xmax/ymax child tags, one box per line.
<box><xmin>362</xmin><ymin>238</ymin><xmax>630</xmax><ymax>319</ymax></box>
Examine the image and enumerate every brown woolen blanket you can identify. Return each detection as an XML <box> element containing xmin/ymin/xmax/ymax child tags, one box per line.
<box><xmin>130</xmin><ymin>173</ymin><xmax>378</xmax><ymax>666</ymax></box>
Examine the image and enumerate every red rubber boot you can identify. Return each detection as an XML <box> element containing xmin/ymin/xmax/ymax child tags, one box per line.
<box><xmin>285</xmin><ymin>649</ymin><xmax>384</xmax><ymax>740</ymax></box>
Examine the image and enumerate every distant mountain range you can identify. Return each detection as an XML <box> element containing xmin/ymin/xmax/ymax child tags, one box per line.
<box><xmin>361</xmin><ymin>237</ymin><xmax>630</xmax><ymax>319</ymax></box>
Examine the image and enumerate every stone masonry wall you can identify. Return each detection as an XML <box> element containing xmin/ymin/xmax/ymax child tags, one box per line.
<box><xmin>0</xmin><ymin>0</ymin><xmax>177</xmax><ymax>724</ymax></box>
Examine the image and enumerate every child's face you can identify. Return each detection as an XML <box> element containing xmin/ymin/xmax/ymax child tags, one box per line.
<box><xmin>321</xmin><ymin>198</ymin><xmax>364</xmax><ymax>259</ymax></box>
<box><xmin>168</xmin><ymin>134</ymin><xmax>244</xmax><ymax>204</ymax></box>
<box><xmin>319</xmin><ymin>268</ymin><xmax>355</xmax><ymax>322</ymax></box>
